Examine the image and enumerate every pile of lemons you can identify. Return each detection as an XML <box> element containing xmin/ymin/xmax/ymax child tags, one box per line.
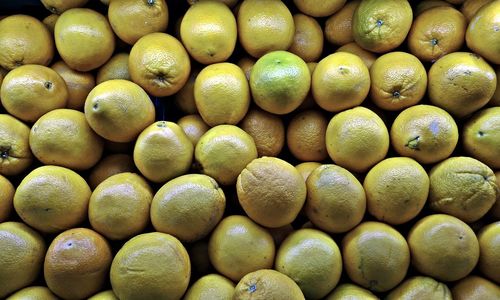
<box><xmin>0</xmin><ymin>0</ymin><xmax>499</xmax><ymax>299</ymax></box>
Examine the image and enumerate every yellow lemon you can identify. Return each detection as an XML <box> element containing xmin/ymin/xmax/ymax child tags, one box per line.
<box><xmin>88</xmin><ymin>290</ymin><xmax>118</xmax><ymax>300</ymax></box>
<box><xmin>41</xmin><ymin>0</ymin><xmax>88</xmax><ymax>14</ymax></box>
<box><xmin>51</xmin><ymin>60</ymin><xmax>95</xmax><ymax>110</ymax></box>
<box><xmin>293</xmin><ymin>0</ymin><xmax>346</xmax><ymax>17</ymax></box>
<box><xmin>386</xmin><ymin>276</ymin><xmax>452</xmax><ymax>300</ymax></box>
<box><xmin>478</xmin><ymin>222</ymin><xmax>500</xmax><ymax>284</ymax></box>
<box><xmin>466</xmin><ymin>1</ymin><xmax>500</xmax><ymax>64</ymax></box>
<box><xmin>233</xmin><ymin>269</ymin><xmax>305</xmax><ymax>300</ymax></box>
<box><xmin>336</xmin><ymin>42</ymin><xmax>377</xmax><ymax>69</ymax></box>
<box><xmin>461</xmin><ymin>0</ymin><xmax>493</xmax><ymax>21</ymax></box>
<box><xmin>463</xmin><ymin>107</ymin><xmax>500</xmax><ymax>169</ymax></box>
<box><xmin>96</xmin><ymin>53</ymin><xmax>131</xmax><ymax>84</ymax></box>
<box><xmin>6</xmin><ymin>286</ymin><xmax>58</xmax><ymax>300</ymax></box>
<box><xmin>325</xmin><ymin>283</ymin><xmax>378</xmax><ymax>300</ymax></box>
<box><xmin>295</xmin><ymin>161</ymin><xmax>321</xmax><ymax>181</ymax></box>
<box><xmin>288</xmin><ymin>14</ymin><xmax>324</xmax><ymax>63</ymax></box>
<box><xmin>88</xmin><ymin>153</ymin><xmax>136</xmax><ymax>189</ymax></box>
<box><xmin>177</xmin><ymin>114</ymin><xmax>209</xmax><ymax>146</ymax></box>
<box><xmin>0</xmin><ymin>114</ymin><xmax>33</xmax><ymax>176</ymax></box>
<box><xmin>184</xmin><ymin>274</ymin><xmax>235</xmax><ymax>300</ymax></box>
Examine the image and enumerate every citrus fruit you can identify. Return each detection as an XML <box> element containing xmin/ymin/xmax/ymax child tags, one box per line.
<box><xmin>0</xmin><ymin>222</ymin><xmax>46</xmax><ymax>298</ymax></box>
<box><xmin>325</xmin><ymin>106</ymin><xmax>389</xmax><ymax>173</ymax></box>
<box><xmin>1</xmin><ymin>64</ymin><xmax>68</xmax><ymax>123</ymax></box>
<box><xmin>108</xmin><ymin>0</ymin><xmax>168</xmax><ymax>45</ymax></box>
<box><xmin>325</xmin><ymin>283</ymin><xmax>378</xmax><ymax>300</ymax></box>
<box><xmin>233</xmin><ymin>269</ymin><xmax>305</xmax><ymax>300</ymax></box>
<box><xmin>177</xmin><ymin>114</ymin><xmax>209</xmax><ymax>146</ymax></box>
<box><xmin>0</xmin><ymin>175</ymin><xmax>14</xmax><ymax>222</ymax></box>
<box><xmin>312</xmin><ymin>52</ymin><xmax>370</xmax><ymax>112</ymax></box>
<box><xmin>40</xmin><ymin>0</ymin><xmax>88</xmax><ymax>14</ymax></box>
<box><xmin>267</xmin><ymin>224</ymin><xmax>294</xmax><ymax>246</ymax></box>
<box><xmin>364</xmin><ymin>157</ymin><xmax>429</xmax><ymax>225</ymax></box>
<box><xmin>489</xmin><ymin>171</ymin><xmax>500</xmax><ymax>219</ymax></box>
<box><xmin>54</xmin><ymin>8</ymin><xmax>115</xmax><ymax>71</ymax></box>
<box><xmin>237</xmin><ymin>156</ymin><xmax>306</xmax><ymax>228</ymax></box>
<box><xmin>451</xmin><ymin>276</ymin><xmax>500</xmax><ymax>300</ymax></box>
<box><xmin>428</xmin><ymin>52</ymin><xmax>496</xmax><ymax>118</ymax></box>
<box><xmin>188</xmin><ymin>240</ymin><xmax>212</xmax><ymax>277</ymax></box>
<box><xmin>477</xmin><ymin>221</ymin><xmax>500</xmax><ymax>284</ymax></box>
<box><xmin>42</xmin><ymin>14</ymin><xmax>58</xmax><ymax>34</ymax></box>
<box><xmin>390</xmin><ymin>104</ymin><xmax>459</xmax><ymax>164</ymax></box>
<box><xmin>133</xmin><ymin>121</ymin><xmax>193</xmax><ymax>183</ymax></box>
<box><xmin>180</xmin><ymin>0</ymin><xmax>237</xmax><ymax>64</ymax></box>
<box><xmin>288</xmin><ymin>13</ymin><xmax>323</xmax><ymax>63</ymax></box>
<box><xmin>369</xmin><ymin>52</ymin><xmax>427</xmax><ymax>110</ymax></box>
<box><xmin>250</xmin><ymin>50</ymin><xmax>310</xmax><ymax>115</ymax></box>
<box><xmin>208</xmin><ymin>215</ymin><xmax>275</xmax><ymax>281</ymax></box>
<box><xmin>408</xmin><ymin>6</ymin><xmax>467</xmax><ymax>62</ymax></box>
<box><xmin>429</xmin><ymin>156</ymin><xmax>497</xmax><ymax>223</ymax></box>
<box><xmin>0</xmin><ymin>14</ymin><xmax>54</xmax><ymax>70</ymax></box>
<box><xmin>490</xmin><ymin>65</ymin><xmax>500</xmax><ymax>106</ymax></box>
<box><xmin>84</xmin><ymin>79</ymin><xmax>155</xmax><ymax>143</ymax></box>
<box><xmin>336</xmin><ymin>42</ymin><xmax>377</xmax><ymax>69</ymax></box>
<box><xmin>295</xmin><ymin>161</ymin><xmax>321</xmax><ymax>181</ymax></box>
<box><xmin>342</xmin><ymin>221</ymin><xmax>410</xmax><ymax>292</ymax></box>
<box><xmin>13</xmin><ymin>165</ymin><xmax>91</xmax><ymax>233</ymax></box>
<box><xmin>463</xmin><ymin>107</ymin><xmax>500</xmax><ymax>169</ymax></box>
<box><xmin>237</xmin><ymin>56</ymin><xmax>256</xmax><ymax>80</ymax></box>
<box><xmin>195</xmin><ymin>125</ymin><xmax>257</xmax><ymax>185</ymax></box>
<box><xmin>89</xmin><ymin>173</ymin><xmax>153</xmax><ymax>240</ymax></box>
<box><xmin>276</xmin><ymin>228</ymin><xmax>343</xmax><ymax>299</ymax></box>
<box><xmin>324</xmin><ymin>1</ymin><xmax>360</xmax><ymax>46</ymax></box>
<box><xmin>184</xmin><ymin>274</ymin><xmax>235</xmax><ymax>300</ymax></box>
<box><xmin>129</xmin><ymin>32</ymin><xmax>190</xmax><ymax>97</ymax></box>
<box><xmin>194</xmin><ymin>62</ymin><xmax>250</xmax><ymax>126</ymax></box>
<box><xmin>88</xmin><ymin>154</ymin><xmax>136</xmax><ymax>189</ymax></box>
<box><xmin>239</xmin><ymin>108</ymin><xmax>285</xmax><ymax>157</ymax></box>
<box><xmin>386</xmin><ymin>276</ymin><xmax>452</xmax><ymax>300</ymax></box>
<box><xmin>466</xmin><ymin>1</ymin><xmax>500</xmax><ymax>64</ymax></box>
<box><xmin>44</xmin><ymin>228</ymin><xmax>112</xmax><ymax>299</ymax></box>
<box><xmin>237</xmin><ymin>0</ymin><xmax>294</xmax><ymax>58</ymax></box>
<box><xmin>0</xmin><ymin>114</ymin><xmax>33</xmax><ymax>176</ymax></box>
<box><xmin>29</xmin><ymin>108</ymin><xmax>104</xmax><ymax>170</ymax></box>
<box><xmin>408</xmin><ymin>214</ymin><xmax>480</xmax><ymax>281</ymax></box>
<box><xmin>293</xmin><ymin>0</ymin><xmax>346</xmax><ymax>17</ymax></box>
<box><xmin>96</xmin><ymin>53</ymin><xmax>131</xmax><ymax>84</ymax></box>
<box><xmin>415</xmin><ymin>0</ymin><xmax>453</xmax><ymax>15</ymax></box>
<box><xmin>6</xmin><ymin>286</ymin><xmax>58</xmax><ymax>300</ymax></box>
<box><xmin>151</xmin><ymin>174</ymin><xmax>226</xmax><ymax>242</ymax></box>
<box><xmin>174</xmin><ymin>68</ymin><xmax>199</xmax><ymax>114</ymax></box>
<box><xmin>88</xmin><ymin>290</ymin><xmax>118</xmax><ymax>300</ymax></box>
<box><xmin>110</xmin><ymin>232</ymin><xmax>191</xmax><ymax>300</ymax></box>
<box><xmin>51</xmin><ymin>60</ymin><xmax>95</xmax><ymax>110</ymax></box>
<box><xmin>305</xmin><ymin>164</ymin><xmax>366</xmax><ymax>233</ymax></box>
<box><xmin>287</xmin><ymin>110</ymin><xmax>328</xmax><ymax>162</ymax></box>
<box><xmin>461</xmin><ymin>0</ymin><xmax>493</xmax><ymax>21</ymax></box>
<box><xmin>352</xmin><ymin>0</ymin><xmax>413</xmax><ymax>53</ymax></box>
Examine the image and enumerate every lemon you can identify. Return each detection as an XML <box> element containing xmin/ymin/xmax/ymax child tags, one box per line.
<box><xmin>250</xmin><ymin>50</ymin><xmax>310</xmax><ymax>115</ymax></box>
<box><xmin>151</xmin><ymin>174</ymin><xmax>226</xmax><ymax>242</ymax></box>
<box><xmin>240</xmin><ymin>108</ymin><xmax>285</xmax><ymax>157</ymax></box>
<box><xmin>0</xmin><ymin>175</ymin><xmax>14</xmax><ymax>222</ymax></box>
<box><xmin>41</xmin><ymin>0</ymin><xmax>88</xmax><ymax>14</ymax></box>
<box><xmin>466</xmin><ymin>1</ymin><xmax>500</xmax><ymax>64</ymax></box>
<box><xmin>276</xmin><ymin>228</ymin><xmax>343</xmax><ymax>299</ymax></box>
<box><xmin>0</xmin><ymin>222</ymin><xmax>46</xmax><ymax>298</ymax></box>
<box><xmin>51</xmin><ymin>60</ymin><xmax>95</xmax><ymax>110</ymax></box>
<box><xmin>177</xmin><ymin>114</ymin><xmax>209</xmax><ymax>146</ymax></box>
<box><xmin>287</xmin><ymin>110</ymin><xmax>328</xmax><ymax>162</ymax></box>
<box><xmin>88</xmin><ymin>154</ymin><xmax>136</xmax><ymax>189</ymax></box>
<box><xmin>295</xmin><ymin>161</ymin><xmax>321</xmax><ymax>181</ymax></box>
<box><xmin>181</xmin><ymin>0</ymin><xmax>237</xmax><ymax>64</ymax></box>
<box><xmin>6</xmin><ymin>286</ymin><xmax>59</xmax><ymax>300</ymax></box>
<box><xmin>463</xmin><ymin>107</ymin><xmax>500</xmax><ymax>169</ymax></box>
<box><xmin>194</xmin><ymin>63</ymin><xmax>250</xmax><ymax>126</ymax></box>
<box><xmin>134</xmin><ymin>121</ymin><xmax>193</xmax><ymax>183</ymax></box>
<box><xmin>288</xmin><ymin>13</ymin><xmax>324</xmax><ymax>63</ymax></box>
<box><xmin>88</xmin><ymin>290</ymin><xmax>119</xmax><ymax>300</ymax></box>
<box><xmin>44</xmin><ymin>228</ymin><xmax>112</xmax><ymax>299</ymax></box>
<box><xmin>478</xmin><ymin>222</ymin><xmax>500</xmax><ymax>283</ymax></box>
<box><xmin>305</xmin><ymin>164</ymin><xmax>366</xmax><ymax>233</ymax></box>
<box><xmin>0</xmin><ymin>114</ymin><xmax>33</xmax><ymax>176</ymax></box>
<box><xmin>237</xmin><ymin>156</ymin><xmax>306</xmax><ymax>228</ymax></box>
<box><xmin>96</xmin><ymin>53</ymin><xmax>131</xmax><ymax>84</ymax></box>
<box><xmin>325</xmin><ymin>283</ymin><xmax>378</xmax><ymax>300</ymax></box>
<box><xmin>452</xmin><ymin>276</ymin><xmax>500</xmax><ymax>300</ymax></box>
<box><xmin>195</xmin><ymin>125</ymin><xmax>257</xmax><ymax>185</ymax></box>
<box><xmin>208</xmin><ymin>215</ymin><xmax>275</xmax><ymax>281</ymax></box>
<box><xmin>184</xmin><ymin>274</ymin><xmax>235</xmax><ymax>300</ymax></box>
<box><xmin>336</xmin><ymin>42</ymin><xmax>377</xmax><ymax>69</ymax></box>
<box><xmin>110</xmin><ymin>232</ymin><xmax>191</xmax><ymax>300</ymax></box>
<box><xmin>293</xmin><ymin>0</ymin><xmax>346</xmax><ymax>17</ymax></box>
<box><xmin>324</xmin><ymin>1</ymin><xmax>360</xmax><ymax>46</ymax></box>
<box><xmin>386</xmin><ymin>276</ymin><xmax>452</xmax><ymax>300</ymax></box>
